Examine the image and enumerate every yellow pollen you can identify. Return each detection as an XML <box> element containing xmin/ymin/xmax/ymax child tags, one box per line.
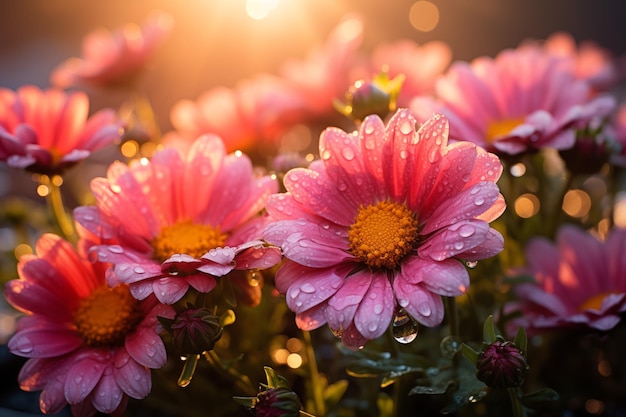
<box><xmin>152</xmin><ymin>220</ymin><xmax>227</xmax><ymax>262</ymax></box>
<box><xmin>73</xmin><ymin>285</ymin><xmax>142</xmax><ymax>347</ymax></box>
<box><xmin>579</xmin><ymin>292</ymin><xmax>618</xmax><ymax>312</ymax></box>
<box><xmin>485</xmin><ymin>117</ymin><xmax>525</xmax><ymax>143</ymax></box>
<box><xmin>348</xmin><ymin>200</ymin><xmax>418</xmax><ymax>270</ymax></box>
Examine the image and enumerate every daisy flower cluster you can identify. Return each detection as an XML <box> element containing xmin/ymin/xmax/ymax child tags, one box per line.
<box><xmin>1</xmin><ymin>8</ymin><xmax>626</xmax><ymax>417</ymax></box>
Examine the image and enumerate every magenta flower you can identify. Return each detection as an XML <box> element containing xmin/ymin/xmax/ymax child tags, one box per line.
<box><xmin>508</xmin><ymin>225</ymin><xmax>626</xmax><ymax>334</ymax></box>
<box><xmin>410</xmin><ymin>46</ymin><xmax>616</xmax><ymax>155</ymax></box>
<box><xmin>51</xmin><ymin>11</ymin><xmax>174</xmax><ymax>89</ymax></box>
<box><xmin>4</xmin><ymin>233</ymin><xmax>174</xmax><ymax>417</ymax></box>
<box><xmin>0</xmin><ymin>86</ymin><xmax>123</xmax><ymax>175</ymax></box>
<box><xmin>264</xmin><ymin>109</ymin><xmax>505</xmax><ymax>347</ymax></box>
<box><xmin>74</xmin><ymin>134</ymin><xmax>282</xmax><ymax>305</ymax></box>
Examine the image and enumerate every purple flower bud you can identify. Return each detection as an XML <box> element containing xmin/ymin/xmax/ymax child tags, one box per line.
<box><xmin>255</xmin><ymin>387</ymin><xmax>302</xmax><ymax>417</ymax></box>
<box><xmin>476</xmin><ymin>340</ymin><xmax>529</xmax><ymax>389</ymax></box>
<box><xmin>160</xmin><ymin>307</ymin><xmax>223</xmax><ymax>355</ymax></box>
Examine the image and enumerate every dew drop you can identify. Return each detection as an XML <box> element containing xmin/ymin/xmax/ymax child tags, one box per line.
<box><xmin>109</xmin><ymin>245</ymin><xmax>124</xmax><ymax>254</ymax></box>
<box><xmin>364</xmin><ymin>123</ymin><xmax>375</xmax><ymax>135</ymax></box>
<box><xmin>134</xmin><ymin>266</ymin><xmax>145</xmax><ymax>274</ymax></box>
<box><xmin>392</xmin><ymin>310</ymin><xmax>418</xmax><ymax>344</ymax></box>
<box><xmin>417</xmin><ymin>302</ymin><xmax>432</xmax><ymax>317</ymax></box>
<box><xmin>74</xmin><ymin>375</ymin><xmax>83</xmax><ymax>384</ymax></box>
<box><xmin>321</xmin><ymin>150</ymin><xmax>332</xmax><ymax>160</ymax></box>
<box><xmin>399</xmin><ymin>120</ymin><xmax>414</xmax><ymax>135</ymax></box>
<box><xmin>399</xmin><ymin>150</ymin><xmax>409</xmax><ymax>160</ymax></box>
<box><xmin>466</xmin><ymin>260</ymin><xmax>478</xmax><ymax>269</ymax></box>
<box><xmin>300</xmin><ymin>283</ymin><xmax>315</xmax><ymax>293</ymax></box>
<box><xmin>440</xmin><ymin>335</ymin><xmax>462</xmax><ymax>359</ymax></box>
<box><xmin>454</xmin><ymin>241</ymin><xmax>464</xmax><ymax>251</ymax></box>
<box><xmin>15</xmin><ymin>338</ymin><xmax>33</xmax><ymax>354</ymax></box>
<box><xmin>373</xmin><ymin>304</ymin><xmax>383</xmax><ymax>314</ymax></box>
<box><xmin>247</xmin><ymin>270</ymin><xmax>263</xmax><ymax>287</ymax></box>
<box><xmin>290</xmin><ymin>288</ymin><xmax>301</xmax><ymax>298</ymax></box>
<box><xmin>110</xmin><ymin>184</ymin><xmax>122</xmax><ymax>194</ymax></box>
<box><xmin>364</xmin><ymin>136</ymin><xmax>377</xmax><ymax>150</ymax></box>
<box><xmin>368</xmin><ymin>322</ymin><xmax>378</xmax><ymax>332</ymax></box>
<box><xmin>458</xmin><ymin>224</ymin><xmax>475</xmax><ymax>238</ymax></box>
<box><xmin>474</xmin><ymin>197</ymin><xmax>485</xmax><ymax>206</ymax></box>
<box><xmin>341</xmin><ymin>147</ymin><xmax>355</xmax><ymax>161</ymax></box>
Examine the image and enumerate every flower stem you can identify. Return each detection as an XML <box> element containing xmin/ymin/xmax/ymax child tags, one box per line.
<box><xmin>43</xmin><ymin>175</ymin><xmax>77</xmax><ymax>243</ymax></box>
<box><xmin>507</xmin><ymin>387</ymin><xmax>526</xmax><ymax>417</ymax></box>
<box><xmin>445</xmin><ymin>297</ymin><xmax>459</xmax><ymax>338</ymax></box>
<box><xmin>177</xmin><ymin>354</ymin><xmax>200</xmax><ymax>387</ymax></box>
<box><xmin>302</xmin><ymin>330</ymin><xmax>326</xmax><ymax>416</ymax></box>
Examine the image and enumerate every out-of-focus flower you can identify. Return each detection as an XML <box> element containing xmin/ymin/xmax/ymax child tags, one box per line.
<box><xmin>3</xmin><ymin>233</ymin><xmax>174</xmax><ymax>417</ymax></box>
<box><xmin>476</xmin><ymin>340</ymin><xmax>529</xmax><ymax>389</ymax></box>
<box><xmin>509</xmin><ymin>225</ymin><xmax>626</xmax><ymax>333</ymax></box>
<box><xmin>51</xmin><ymin>11</ymin><xmax>174</xmax><ymax>89</ymax></box>
<box><xmin>0</xmin><ymin>86</ymin><xmax>123</xmax><ymax>175</ymax></box>
<box><xmin>333</xmin><ymin>71</ymin><xmax>405</xmax><ymax>122</ymax></box>
<box><xmin>608</xmin><ymin>103</ymin><xmax>626</xmax><ymax>167</ymax></box>
<box><xmin>367</xmin><ymin>39</ymin><xmax>452</xmax><ymax>106</ymax></box>
<box><xmin>532</xmin><ymin>32</ymin><xmax>620</xmax><ymax>92</ymax></box>
<box><xmin>74</xmin><ymin>134</ymin><xmax>282</xmax><ymax>305</ymax></box>
<box><xmin>279</xmin><ymin>14</ymin><xmax>364</xmax><ymax>120</ymax></box>
<box><xmin>264</xmin><ymin>109</ymin><xmax>505</xmax><ymax>347</ymax></box>
<box><xmin>411</xmin><ymin>46</ymin><xmax>616</xmax><ymax>155</ymax></box>
<box><xmin>167</xmin><ymin>74</ymin><xmax>306</xmax><ymax>154</ymax></box>
<box><xmin>159</xmin><ymin>305</ymin><xmax>223</xmax><ymax>355</ymax></box>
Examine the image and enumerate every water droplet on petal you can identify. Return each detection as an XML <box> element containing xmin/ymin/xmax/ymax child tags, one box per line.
<box><xmin>399</xmin><ymin>150</ymin><xmax>408</xmax><ymax>159</ymax></box>
<box><xmin>399</xmin><ymin>120</ymin><xmax>414</xmax><ymax>135</ymax></box>
<box><xmin>393</xmin><ymin>310</ymin><xmax>418</xmax><ymax>344</ymax></box>
<box><xmin>109</xmin><ymin>245</ymin><xmax>124</xmax><ymax>254</ymax></box>
<box><xmin>474</xmin><ymin>197</ymin><xmax>485</xmax><ymax>206</ymax></box>
<box><xmin>454</xmin><ymin>241</ymin><xmax>464</xmax><ymax>251</ymax></box>
<box><xmin>364</xmin><ymin>123</ymin><xmax>375</xmax><ymax>135</ymax></box>
<box><xmin>134</xmin><ymin>266</ymin><xmax>145</xmax><ymax>274</ymax></box>
<box><xmin>321</xmin><ymin>150</ymin><xmax>332</xmax><ymax>160</ymax></box>
<box><xmin>364</xmin><ymin>136</ymin><xmax>376</xmax><ymax>150</ymax></box>
<box><xmin>290</xmin><ymin>288</ymin><xmax>301</xmax><ymax>298</ymax></box>
<box><xmin>300</xmin><ymin>283</ymin><xmax>315</xmax><ymax>293</ymax></box>
<box><xmin>341</xmin><ymin>147</ymin><xmax>355</xmax><ymax>161</ymax></box>
<box><xmin>15</xmin><ymin>338</ymin><xmax>33</xmax><ymax>354</ymax></box>
<box><xmin>458</xmin><ymin>224</ymin><xmax>475</xmax><ymax>238</ymax></box>
<box><xmin>110</xmin><ymin>184</ymin><xmax>122</xmax><ymax>194</ymax></box>
<box><xmin>417</xmin><ymin>302</ymin><xmax>432</xmax><ymax>317</ymax></box>
<box><xmin>368</xmin><ymin>322</ymin><xmax>378</xmax><ymax>332</ymax></box>
<box><xmin>373</xmin><ymin>304</ymin><xmax>383</xmax><ymax>314</ymax></box>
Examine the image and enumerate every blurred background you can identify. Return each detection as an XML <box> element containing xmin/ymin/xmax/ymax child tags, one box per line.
<box><xmin>1</xmin><ymin>1</ymin><xmax>626</xmax><ymax>416</ymax></box>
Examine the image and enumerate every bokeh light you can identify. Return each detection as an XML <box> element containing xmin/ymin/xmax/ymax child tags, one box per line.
<box><xmin>562</xmin><ymin>189</ymin><xmax>591</xmax><ymax>218</ymax></box>
<box><xmin>514</xmin><ymin>193</ymin><xmax>540</xmax><ymax>218</ymax></box>
<box><xmin>409</xmin><ymin>1</ymin><xmax>439</xmax><ymax>32</ymax></box>
<box><xmin>246</xmin><ymin>0</ymin><xmax>280</xmax><ymax>20</ymax></box>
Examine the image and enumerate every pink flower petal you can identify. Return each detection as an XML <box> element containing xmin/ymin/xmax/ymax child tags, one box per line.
<box><xmin>64</xmin><ymin>357</ymin><xmax>105</xmax><ymax>404</ymax></box>
<box><xmin>353</xmin><ymin>274</ymin><xmax>394</xmax><ymax>339</ymax></box>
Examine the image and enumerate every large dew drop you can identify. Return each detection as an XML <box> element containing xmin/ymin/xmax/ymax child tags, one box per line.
<box><xmin>392</xmin><ymin>309</ymin><xmax>418</xmax><ymax>344</ymax></box>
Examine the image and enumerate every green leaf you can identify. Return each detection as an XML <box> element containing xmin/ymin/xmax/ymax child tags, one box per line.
<box><xmin>263</xmin><ymin>366</ymin><xmax>290</xmax><ymax>389</ymax></box>
<box><xmin>522</xmin><ymin>387</ymin><xmax>560</xmax><ymax>408</ymax></box>
<box><xmin>513</xmin><ymin>326</ymin><xmax>528</xmax><ymax>356</ymax></box>
<box><xmin>483</xmin><ymin>315</ymin><xmax>497</xmax><ymax>344</ymax></box>
<box><xmin>461</xmin><ymin>343</ymin><xmax>479</xmax><ymax>365</ymax></box>
<box><xmin>323</xmin><ymin>379</ymin><xmax>348</xmax><ymax>407</ymax></box>
<box><xmin>232</xmin><ymin>396</ymin><xmax>256</xmax><ymax>409</ymax></box>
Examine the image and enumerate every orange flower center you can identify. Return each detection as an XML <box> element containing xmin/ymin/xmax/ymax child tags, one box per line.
<box><xmin>152</xmin><ymin>220</ymin><xmax>227</xmax><ymax>262</ymax></box>
<box><xmin>579</xmin><ymin>292</ymin><xmax>618</xmax><ymax>312</ymax></box>
<box><xmin>74</xmin><ymin>285</ymin><xmax>143</xmax><ymax>347</ymax></box>
<box><xmin>486</xmin><ymin>117</ymin><xmax>525</xmax><ymax>143</ymax></box>
<box><xmin>348</xmin><ymin>200</ymin><xmax>418</xmax><ymax>270</ymax></box>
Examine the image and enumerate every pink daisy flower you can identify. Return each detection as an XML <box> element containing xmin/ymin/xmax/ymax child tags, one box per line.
<box><xmin>4</xmin><ymin>233</ymin><xmax>174</xmax><ymax>417</ymax></box>
<box><xmin>264</xmin><ymin>109</ymin><xmax>505</xmax><ymax>347</ymax></box>
<box><xmin>0</xmin><ymin>86</ymin><xmax>123</xmax><ymax>175</ymax></box>
<box><xmin>508</xmin><ymin>225</ymin><xmax>626</xmax><ymax>334</ymax></box>
<box><xmin>410</xmin><ymin>46</ymin><xmax>616</xmax><ymax>155</ymax></box>
<box><xmin>51</xmin><ymin>11</ymin><xmax>174</xmax><ymax>89</ymax></box>
<box><xmin>74</xmin><ymin>134</ymin><xmax>282</xmax><ymax>305</ymax></box>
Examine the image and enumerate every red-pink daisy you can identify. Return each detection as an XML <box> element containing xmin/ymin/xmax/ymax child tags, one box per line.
<box><xmin>4</xmin><ymin>233</ymin><xmax>174</xmax><ymax>417</ymax></box>
<box><xmin>264</xmin><ymin>109</ymin><xmax>505</xmax><ymax>347</ymax></box>
<box><xmin>0</xmin><ymin>86</ymin><xmax>123</xmax><ymax>175</ymax></box>
<box><xmin>74</xmin><ymin>134</ymin><xmax>282</xmax><ymax>305</ymax></box>
<box><xmin>51</xmin><ymin>11</ymin><xmax>174</xmax><ymax>89</ymax></box>
<box><xmin>410</xmin><ymin>46</ymin><xmax>616</xmax><ymax>155</ymax></box>
<box><xmin>508</xmin><ymin>225</ymin><xmax>626</xmax><ymax>334</ymax></box>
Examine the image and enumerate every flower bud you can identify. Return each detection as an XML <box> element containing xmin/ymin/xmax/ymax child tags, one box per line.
<box><xmin>476</xmin><ymin>340</ymin><xmax>529</xmax><ymax>389</ymax></box>
<box><xmin>254</xmin><ymin>387</ymin><xmax>302</xmax><ymax>417</ymax></box>
<box><xmin>333</xmin><ymin>72</ymin><xmax>405</xmax><ymax>122</ymax></box>
<box><xmin>161</xmin><ymin>307</ymin><xmax>223</xmax><ymax>355</ymax></box>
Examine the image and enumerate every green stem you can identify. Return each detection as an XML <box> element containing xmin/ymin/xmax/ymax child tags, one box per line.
<box><xmin>445</xmin><ymin>297</ymin><xmax>459</xmax><ymax>339</ymax></box>
<box><xmin>177</xmin><ymin>354</ymin><xmax>200</xmax><ymax>387</ymax></box>
<box><xmin>507</xmin><ymin>387</ymin><xmax>526</xmax><ymax>417</ymax></box>
<box><xmin>302</xmin><ymin>330</ymin><xmax>326</xmax><ymax>416</ymax></box>
<box><xmin>44</xmin><ymin>175</ymin><xmax>77</xmax><ymax>243</ymax></box>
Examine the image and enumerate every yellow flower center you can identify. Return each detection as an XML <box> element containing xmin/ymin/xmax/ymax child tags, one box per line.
<box><xmin>74</xmin><ymin>285</ymin><xmax>143</xmax><ymax>347</ymax></box>
<box><xmin>486</xmin><ymin>117</ymin><xmax>525</xmax><ymax>143</ymax></box>
<box><xmin>579</xmin><ymin>292</ymin><xmax>618</xmax><ymax>312</ymax></box>
<box><xmin>152</xmin><ymin>220</ymin><xmax>227</xmax><ymax>262</ymax></box>
<box><xmin>348</xmin><ymin>200</ymin><xmax>418</xmax><ymax>270</ymax></box>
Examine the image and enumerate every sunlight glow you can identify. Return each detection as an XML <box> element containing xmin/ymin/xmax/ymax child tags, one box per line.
<box><xmin>246</xmin><ymin>0</ymin><xmax>280</xmax><ymax>20</ymax></box>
